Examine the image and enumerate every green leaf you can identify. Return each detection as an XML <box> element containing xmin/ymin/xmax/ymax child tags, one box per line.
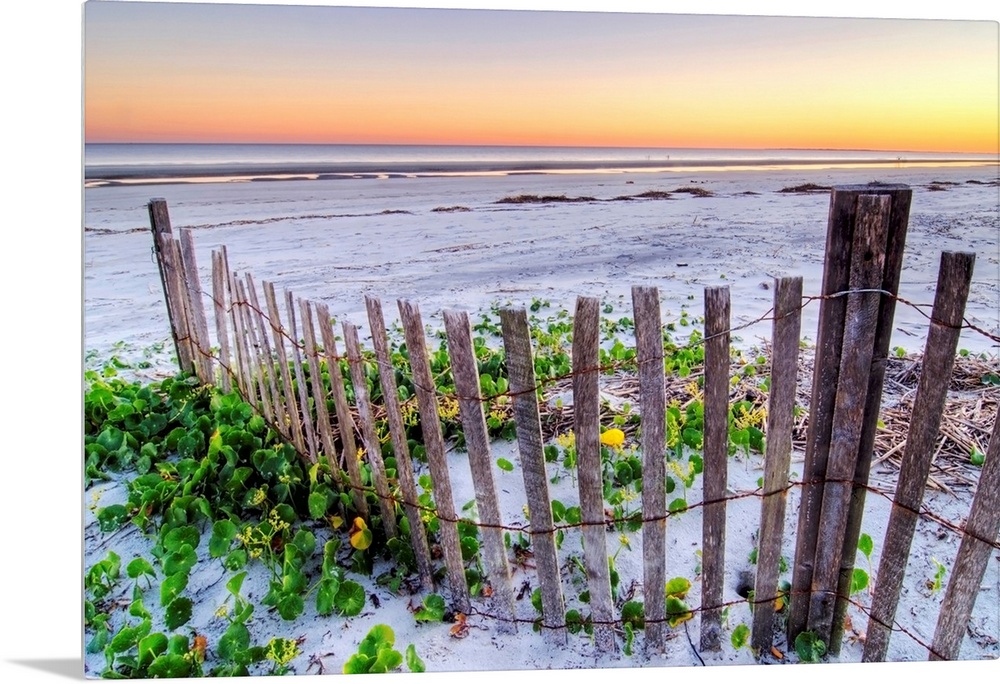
<box><xmin>218</xmin><ymin>622</ymin><xmax>250</xmax><ymax>662</ymax></box>
<box><xmin>108</xmin><ymin>619</ymin><xmax>151</xmax><ymax>654</ymax></box>
<box><xmin>858</xmin><ymin>533</ymin><xmax>874</xmax><ymax>560</ymax></box>
<box><xmin>137</xmin><ymin>633</ymin><xmax>168</xmax><ymax>670</ymax></box>
<box><xmin>316</xmin><ymin>578</ymin><xmax>341</xmax><ymax>616</ymax></box>
<box><xmin>277</xmin><ymin>593</ymin><xmax>305</xmax><ymax>620</ymax></box>
<box><xmin>308</xmin><ymin>491</ymin><xmax>328</xmax><ymax>519</ymax></box>
<box><xmin>164</xmin><ymin>596</ymin><xmax>193</xmax><ymax>630</ymax></box>
<box><xmin>496</xmin><ymin>457</ymin><xmax>514</xmax><ymax>472</ymax></box>
<box><xmin>731</xmin><ymin>623</ymin><xmax>750</xmax><ymax>649</ymax></box>
<box><xmin>665</xmin><ymin>576</ymin><xmax>691</xmax><ymax>599</ymax></box>
<box><xmin>97</xmin><ymin>504</ymin><xmax>130</xmax><ymax>532</ymax></box>
<box><xmin>126</xmin><ymin>557</ymin><xmax>155</xmax><ymax>580</ymax></box>
<box><xmin>373</xmin><ymin>647</ymin><xmax>403</xmax><ymax>673</ymax></box>
<box><xmin>343</xmin><ymin>654</ymin><xmax>373</xmax><ymax>674</ymax></box>
<box><xmin>359</xmin><ymin>624</ymin><xmax>395</xmax><ymax>656</ymax></box>
<box><xmin>160</xmin><ymin>571</ymin><xmax>188</xmax><ymax>607</ymax></box>
<box><xmin>163</xmin><ymin>544</ymin><xmax>197</xmax><ymax>576</ymax></box>
<box><xmin>665</xmin><ymin>596</ymin><xmax>693</xmax><ymax>627</ymax></box>
<box><xmin>621</xmin><ymin>600</ymin><xmax>644</xmax><ymax>628</ymax></box>
<box><xmin>851</xmin><ymin>568</ymin><xmax>869</xmax><ymax>595</ymax></box>
<box><xmin>405</xmin><ymin>643</ymin><xmax>426</xmax><ymax>673</ymax></box>
<box><xmin>209</xmin><ymin>520</ymin><xmax>238</xmax><ymax>558</ymax></box>
<box><xmin>414</xmin><ymin>594</ymin><xmax>446</xmax><ymax>622</ymax></box>
<box><xmin>970</xmin><ymin>448</ymin><xmax>986</xmax><ymax>467</ymax></box>
<box><xmin>794</xmin><ymin>631</ymin><xmax>827</xmax><ymax>663</ymax></box>
<box><xmin>668</xmin><ymin>497</ymin><xmax>688</xmax><ymax>513</ymax></box>
<box><xmin>147</xmin><ymin>653</ymin><xmax>192</xmax><ymax>678</ymax></box>
<box><xmin>335</xmin><ymin>580</ymin><xmax>366</xmax><ymax>617</ymax></box>
<box><xmin>162</xmin><ymin>525</ymin><xmax>200</xmax><ymax>554</ymax></box>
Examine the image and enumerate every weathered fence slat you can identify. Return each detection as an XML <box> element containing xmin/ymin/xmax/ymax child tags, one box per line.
<box><xmin>179</xmin><ymin>228</ymin><xmax>214</xmax><ymax>384</ymax></box>
<box><xmin>315</xmin><ymin>302</ymin><xmax>365</xmax><ymax>511</ymax></box>
<box><xmin>499</xmin><ymin>307</ymin><xmax>567</xmax><ymax>645</ymax></box>
<box><xmin>573</xmin><ymin>295</ymin><xmax>617</xmax><ymax>653</ymax></box>
<box><xmin>700</xmin><ymin>285</ymin><xmax>730</xmax><ymax>652</ymax></box>
<box><xmin>246</xmin><ymin>274</ymin><xmax>285</xmax><ymax>430</ymax></box>
<box><xmin>285</xmin><ymin>290</ymin><xmax>319</xmax><ymax>463</ymax></box>
<box><xmin>830</xmin><ymin>185</ymin><xmax>912</xmax><ymax>650</ymax></box>
<box><xmin>210</xmin><ymin>251</ymin><xmax>233</xmax><ymax>393</ymax></box>
<box><xmin>299</xmin><ymin>299</ymin><xmax>340</xmax><ymax>472</ymax></box>
<box><xmin>863</xmin><ymin>251</ymin><xmax>976</xmax><ymax>661</ymax></box>
<box><xmin>807</xmin><ymin>193</ymin><xmax>890</xmax><ymax>642</ymax></box>
<box><xmin>443</xmin><ymin>309</ymin><xmax>517</xmax><ymax>632</ymax></box>
<box><xmin>263</xmin><ymin>281</ymin><xmax>307</xmax><ymax>455</ymax></box>
<box><xmin>398</xmin><ymin>299</ymin><xmax>471</xmax><ymax>612</ymax></box>
<box><xmin>170</xmin><ymin>238</ymin><xmax>203</xmax><ymax>380</ymax></box>
<box><xmin>364</xmin><ymin>296</ymin><xmax>434</xmax><ymax>589</ymax></box>
<box><xmin>631</xmin><ymin>286</ymin><xmax>667</xmax><ymax>652</ymax></box>
<box><xmin>148</xmin><ymin>198</ymin><xmax>194</xmax><ymax>373</ymax></box>
<box><xmin>226</xmin><ymin>260</ymin><xmax>256</xmax><ymax>407</ymax></box>
<box><xmin>930</xmin><ymin>411</ymin><xmax>1000</xmax><ymax>660</ymax></box>
<box><xmin>236</xmin><ymin>278</ymin><xmax>273</xmax><ymax>424</ymax></box>
<box><xmin>220</xmin><ymin>248</ymin><xmax>250</xmax><ymax>399</ymax></box>
<box><xmin>750</xmin><ymin>276</ymin><xmax>803</xmax><ymax>655</ymax></box>
<box><xmin>343</xmin><ymin>321</ymin><xmax>399</xmax><ymax>539</ymax></box>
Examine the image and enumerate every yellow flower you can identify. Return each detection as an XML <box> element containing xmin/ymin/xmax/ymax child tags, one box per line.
<box><xmin>600</xmin><ymin>428</ymin><xmax>625</xmax><ymax>450</ymax></box>
<box><xmin>556</xmin><ymin>431</ymin><xmax>575</xmax><ymax>449</ymax></box>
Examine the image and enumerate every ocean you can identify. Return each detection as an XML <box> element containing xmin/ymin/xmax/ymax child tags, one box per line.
<box><xmin>83</xmin><ymin>143</ymin><xmax>996</xmax><ymax>186</ymax></box>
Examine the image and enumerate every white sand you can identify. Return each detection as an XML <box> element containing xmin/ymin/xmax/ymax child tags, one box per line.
<box><xmin>83</xmin><ymin>164</ymin><xmax>999</xmax><ymax>676</ymax></box>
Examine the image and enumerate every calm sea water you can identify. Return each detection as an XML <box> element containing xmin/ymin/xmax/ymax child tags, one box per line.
<box><xmin>84</xmin><ymin>143</ymin><xmax>996</xmax><ymax>184</ymax></box>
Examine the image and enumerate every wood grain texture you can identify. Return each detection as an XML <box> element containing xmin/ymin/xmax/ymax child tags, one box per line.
<box><xmin>443</xmin><ymin>309</ymin><xmax>516</xmax><ymax>632</ymax></box>
<box><xmin>701</xmin><ymin>285</ymin><xmax>730</xmax><ymax>652</ymax></box>
<box><xmin>148</xmin><ymin>199</ymin><xmax>193</xmax><ymax>373</ymax></box>
<box><xmin>210</xmin><ymin>251</ymin><xmax>232</xmax><ymax>393</ymax></box>
<box><xmin>807</xmin><ymin>194</ymin><xmax>889</xmax><ymax>643</ymax></box>
<box><xmin>631</xmin><ymin>286</ymin><xmax>667</xmax><ymax>653</ymax></box>
<box><xmin>572</xmin><ymin>296</ymin><xmax>616</xmax><ymax>653</ymax></box>
<box><xmin>398</xmin><ymin>299</ymin><xmax>471</xmax><ymax>612</ymax></box>
<box><xmin>750</xmin><ymin>277</ymin><xmax>802</xmax><ymax>656</ymax></box>
<box><xmin>499</xmin><ymin>307</ymin><xmax>567</xmax><ymax>644</ymax></box>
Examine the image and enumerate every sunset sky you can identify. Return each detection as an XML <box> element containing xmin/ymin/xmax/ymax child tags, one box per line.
<box><xmin>84</xmin><ymin>1</ymin><xmax>998</xmax><ymax>153</ymax></box>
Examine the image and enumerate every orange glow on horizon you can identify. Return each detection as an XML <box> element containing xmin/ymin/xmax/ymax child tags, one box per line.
<box><xmin>83</xmin><ymin>6</ymin><xmax>999</xmax><ymax>154</ymax></box>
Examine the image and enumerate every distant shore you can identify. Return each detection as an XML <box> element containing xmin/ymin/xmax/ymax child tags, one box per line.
<box><xmin>84</xmin><ymin>157</ymin><xmax>998</xmax><ymax>186</ymax></box>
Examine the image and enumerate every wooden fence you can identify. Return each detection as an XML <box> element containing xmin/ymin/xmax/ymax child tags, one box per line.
<box><xmin>146</xmin><ymin>186</ymin><xmax>999</xmax><ymax>662</ymax></box>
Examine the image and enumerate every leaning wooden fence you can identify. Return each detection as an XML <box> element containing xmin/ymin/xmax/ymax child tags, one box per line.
<box><xmin>147</xmin><ymin>186</ymin><xmax>999</xmax><ymax>662</ymax></box>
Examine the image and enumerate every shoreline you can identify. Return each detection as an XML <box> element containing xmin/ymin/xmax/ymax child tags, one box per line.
<box><xmin>84</xmin><ymin>158</ymin><xmax>998</xmax><ymax>186</ymax></box>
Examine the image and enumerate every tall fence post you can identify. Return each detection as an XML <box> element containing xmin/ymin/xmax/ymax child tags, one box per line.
<box><xmin>444</xmin><ymin>309</ymin><xmax>517</xmax><ymax>632</ymax></box>
<box><xmin>806</xmin><ymin>194</ymin><xmax>890</xmax><ymax>642</ymax></box>
<box><xmin>750</xmin><ymin>276</ymin><xmax>802</xmax><ymax>655</ymax></box>
<box><xmin>573</xmin><ymin>295</ymin><xmax>617</xmax><ymax>654</ymax></box>
<box><xmin>788</xmin><ymin>184</ymin><xmax>911</xmax><ymax>648</ymax></box>
<box><xmin>178</xmin><ymin>228</ymin><xmax>213</xmax><ymax>384</ymax></box>
<box><xmin>398</xmin><ymin>299</ymin><xmax>471</xmax><ymax>613</ymax></box>
<box><xmin>700</xmin><ymin>285</ymin><xmax>730</xmax><ymax>652</ymax></box>
<box><xmin>210</xmin><ymin>250</ymin><xmax>232</xmax><ymax>393</ymax></box>
<box><xmin>500</xmin><ymin>307</ymin><xmax>567</xmax><ymax>645</ymax></box>
<box><xmin>631</xmin><ymin>286</ymin><xmax>668</xmax><ymax>653</ymax></box>
<box><xmin>148</xmin><ymin>198</ymin><xmax>194</xmax><ymax>374</ymax></box>
<box><xmin>863</xmin><ymin>251</ymin><xmax>976</xmax><ymax>661</ymax></box>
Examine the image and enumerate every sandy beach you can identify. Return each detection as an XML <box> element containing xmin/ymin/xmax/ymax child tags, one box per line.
<box><xmin>83</xmin><ymin>162</ymin><xmax>999</xmax><ymax>675</ymax></box>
